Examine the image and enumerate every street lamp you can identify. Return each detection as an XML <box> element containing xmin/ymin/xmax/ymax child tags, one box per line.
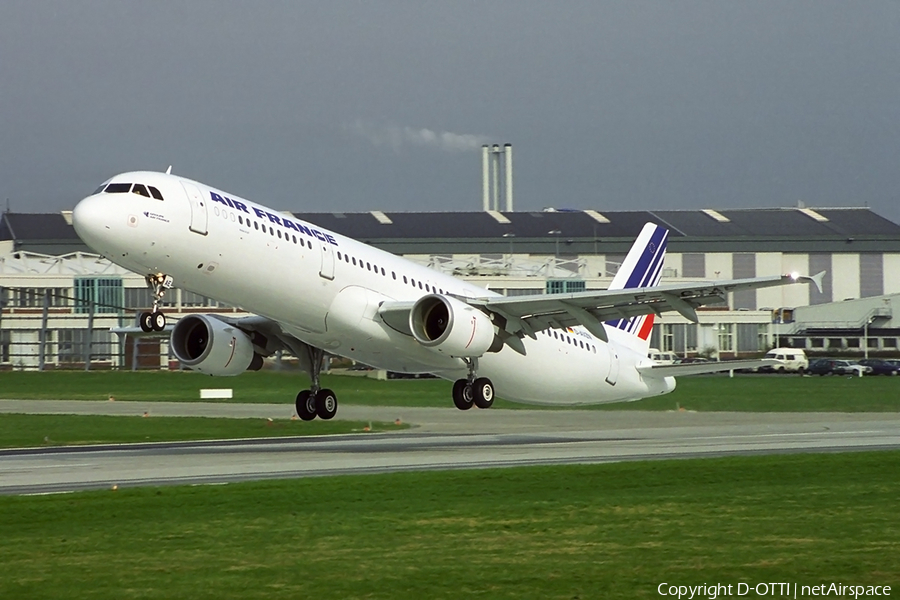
<box><xmin>864</xmin><ymin>316</ymin><xmax>874</xmax><ymax>359</ymax></box>
<box><xmin>502</xmin><ymin>232</ymin><xmax>516</xmax><ymax>257</ymax></box>
<box><xmin>548</xmin><ymin>229</ymin><xmax>561</xmax><ymax>259</ymax></box>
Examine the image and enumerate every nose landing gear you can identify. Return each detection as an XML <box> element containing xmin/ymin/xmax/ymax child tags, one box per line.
<box><xmin>138</xmin><ymin>273</ymin><xmax>174</xmax><ymax>332</ymax></box>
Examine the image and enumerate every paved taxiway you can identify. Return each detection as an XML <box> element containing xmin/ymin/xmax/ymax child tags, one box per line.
<box><xmin>2</xmin><ymin>400</ymin><xmax>899</xmax><ymax>495</ymax></box>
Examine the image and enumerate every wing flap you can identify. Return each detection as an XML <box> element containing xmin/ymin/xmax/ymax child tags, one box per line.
<box><xmin>467</xmin><ymin>274</ymin><xmax>817</xmax><ymax>338</ymax></box>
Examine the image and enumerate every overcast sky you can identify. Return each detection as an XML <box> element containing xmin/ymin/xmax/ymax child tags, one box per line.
<box><xmin>1</xmin><ymin>1</ymin><xmax>898</xmax><ymax>223</ymax></box>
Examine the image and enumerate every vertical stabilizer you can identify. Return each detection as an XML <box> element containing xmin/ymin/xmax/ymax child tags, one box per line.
<box><xmin>605</xmin><ymin>222</ymin><xmax>669</xmax><ymax>349</ymax></box>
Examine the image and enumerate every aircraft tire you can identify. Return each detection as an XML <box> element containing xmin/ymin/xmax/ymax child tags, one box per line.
<box><xmin>151</xmin><ymin>311</ymin><xmax>166</xmax><ymax>332</ymax></box>
<box><xmin>315</xmin><ymin>388</ymin><xmax>338</xmax><ymax>420</ymax></box>
<box><xmin>472</xmin><ymin>377</ymin><xmax>494</xmax><ymax>409</ymax></box>
<box><xmin>296</xmin><ymin>390</ymin><xmax>317</xmax><ymax>421</ymax></box>
<box><xmin>452</xmin><ymin>379</ymin><xmax>474</xmax><ymax>410</ymax></box>
<box><xmin>139</xmin><ymin>312</ymin><xmax>153</xmax><ymax>333</ymax></box>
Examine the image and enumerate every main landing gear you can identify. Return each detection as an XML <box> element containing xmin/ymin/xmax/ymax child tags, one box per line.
<box><xmin>294</xmin><ymin>345</ymin><xmax>338</xmax><ymax>421</ymax></box>
<box><xmin>451</xmin><ymin>358</ymin><xmax>494</xmax><ymax>410</ymax></box>
<box><xmin>138</xmin><ymin>273</ymin><xmax>174</xmax><ymax>333</ymax></box>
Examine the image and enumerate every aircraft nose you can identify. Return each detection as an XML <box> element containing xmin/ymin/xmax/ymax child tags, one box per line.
<box><xmin>72</xmin><ymin>194</ymin><xmax>113</xmax><ymax>250</ymax></box>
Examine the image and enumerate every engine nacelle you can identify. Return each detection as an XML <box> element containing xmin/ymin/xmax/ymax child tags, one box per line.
<box><xmin>409</xmin><ymin>294</ymin><xmax>498</xmax><ymax>357</ymax></box>
<box><xmin>170</xmin><ymin>314</ymin><xmax>262</xmax><ymax>376</ymax></box>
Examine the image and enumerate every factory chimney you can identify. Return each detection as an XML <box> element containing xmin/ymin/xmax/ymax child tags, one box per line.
<box><xmin>481</xmin><ymin>143</ymin><xmax>513</xmax><ymax>212</ymax></box>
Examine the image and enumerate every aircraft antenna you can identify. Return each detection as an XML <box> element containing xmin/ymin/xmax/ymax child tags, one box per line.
<box><xmin>165</xmin><ymin>165</ymin><xmax>172</xmax><ymax>175</ymax></box>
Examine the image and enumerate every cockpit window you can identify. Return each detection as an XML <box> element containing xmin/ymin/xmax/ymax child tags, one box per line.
<box><xmin>101</xmin><ymin>182</ymin><xmax>165</xmax><ymax>200</ymax></box>
<box><xmin>105</xmin><ymin>183</ymin><xmax>132</xmax><ymax>193</ymax></box>
<box><xmin>93</xmin><ymin>185</ymin><xmax>106</xmax><ymax>194</ymax></box>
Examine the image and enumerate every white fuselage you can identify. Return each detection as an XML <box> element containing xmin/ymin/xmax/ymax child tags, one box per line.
<box><xmin>72</xmin><ymin>171</ymin><xmax>674</xmax><ymax>405</ymax></box>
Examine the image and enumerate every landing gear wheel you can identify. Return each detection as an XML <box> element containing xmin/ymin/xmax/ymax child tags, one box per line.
<box><xmin>296</xmin><ymin>390</ymin><xmax>317</xmax><ymax>421</ymax></box>
<box><xmin>150</xmin><ymin>311</ymin><xmax>166</xmax><ymax>332</ymax></box>
<box><xmin>452</xmin><ymin>379</ymin><xmax>474</xmax><ymax>410</ymax></box>
<box><xmin>315</xmin><ymin>388</ymin><xmax>338</xmax><ymax>420</ymax></box>
<box><xmin>472</xmin><ymin>377</ymin><xmax>494</xmax><ymax>409</ymax></box>
<box><xmin>139</xmin><ymin>311</ymin><xmax>153</xmax><ymax>333</ymax></box>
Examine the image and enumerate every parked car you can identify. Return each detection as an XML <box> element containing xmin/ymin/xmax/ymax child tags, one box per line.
<box><xmin>675</xmin><ymin>357</ymin><xmax>710</xmax><ymax>364</ymax></box>
<box><xmin>858</xmin><ymin>358</ymin><xmax>900</xmax><ymax>376</ymax></box>
<box><xmin>808</xmin><ymin>359</ymin><xmax>872</xmax><ymax>377</ymax></box>
<box><xmin>648</xmin><ymin>349</ymin><xmax>680</xmax><ymax>365</ymax></box>
<box><xmin>759</xmin><ymin>348</ymin><xmax>809</xmax><ymax>373</ymax></box>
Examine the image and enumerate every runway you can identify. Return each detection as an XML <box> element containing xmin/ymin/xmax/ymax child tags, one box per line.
<box><xmin>2</xmin><ymin>400</ymin><xmax>900</xmax><ymax>495</ymax></box>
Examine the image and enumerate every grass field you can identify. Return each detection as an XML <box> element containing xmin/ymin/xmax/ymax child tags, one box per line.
<box><xmin>1</xmin><ymin>369</ymin><xmax>899</xmax><ymax>411</ymax></box>
<box><xmin>0</xmin><ymin>451</ymin><xmax>897</xmax><ymax>599</ymax></box>
<box><xmin>0</xmin><ymin>414</ymin><xmax>406</xmax><ymax>449</ymax></box>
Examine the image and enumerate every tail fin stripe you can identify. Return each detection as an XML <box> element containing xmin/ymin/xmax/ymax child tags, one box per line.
<box><xmin>638</xmin><ymin>231</ymin><xmax>669</xmax><ymax>288</ymax></box>
<box><xmin>605</xmin><ymin>224</ymin><xmax>669</xmax><ymax>338</ymax></box>
<box><xmin>622</xmin><ymin>227</ymin><xmax>668</xmax><ymax>290</ymax></box>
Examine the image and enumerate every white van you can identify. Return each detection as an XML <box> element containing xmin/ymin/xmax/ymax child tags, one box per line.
<box><xmin>762</xmin><ymin>348</ymin><xmax>809</xmax><ymax>373</ymax></box>
<box><xmin>648</xmin><ymin>348</ymin><xmax>680</xmax><ymax>365</ymax></box>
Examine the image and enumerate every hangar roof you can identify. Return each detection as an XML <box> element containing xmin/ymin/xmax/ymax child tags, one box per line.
<box><xmin>0</xmin><ymin>212</ymin><xmax>85</xmax><ymax>255</ymax></box>
<box><xmin>289</xmin><ymin>207</ymin><xmax>900</xmax><ymax>254</ymax></box>
<box><xmin>4</xmin><ymin>207</ymin><xmax>900</xmax><ymax>256</ymax></box>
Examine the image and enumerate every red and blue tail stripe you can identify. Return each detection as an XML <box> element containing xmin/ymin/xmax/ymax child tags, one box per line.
<box><xmin>605</xmin><ymin>223</ymin><xmax>669</xmax><ymax>341</ymax></box>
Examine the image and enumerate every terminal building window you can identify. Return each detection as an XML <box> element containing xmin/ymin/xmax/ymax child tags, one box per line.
<box><xmin>7</xmin><ymin>287</ymin><xmax>69</xmax><ymax>308</ymax></box>
<box><xmin>0</xmin><ymin>330</ymin><xmax>9</xmax><ymax>363</ymax></box>
<box><xmin>74</xmin><ymin>277</ymin><xmax>124</xmax><ymax>314</ymax></box>
<box><xmin>546</xmin><ymin>280</ymin><xmax>586</xmax><ymax>295</ymax></box>
<box><xmin>717</xmin><ymin>323</ymin><xmax>734</xmax><ymax>353</ymax></box>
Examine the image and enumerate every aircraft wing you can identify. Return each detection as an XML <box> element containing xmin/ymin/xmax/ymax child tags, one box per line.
<box><xmin>465</xmin><ymin>272</ymin><xmax>825</xmax><ymax>344</ymax></box>
<box><xmin>636</xmin><ymin>359</ymin><xmax>780</xmax><ymax>378</ymax></box>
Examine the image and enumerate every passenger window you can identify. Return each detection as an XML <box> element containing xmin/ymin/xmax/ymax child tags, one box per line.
<box><xmin>148</xmin><ymin>186</ymin><xmax>164</xmax><ymax>200</ymax></box>
<box><xmin>132</xmin><ymin>184</ymin><xmax>151</xmax><ymax>198</ymax></box>
<box><xmin>292</xmin><ymin>235</ymin><xmax>297</xmax><ymax>244</ymax></box>
<box><xmin>352</xmin><ymin>257</ymin><xmax>357</xmax><ymax>266</ymax></box>
<box><xmin>403</xmin><ymin>276</ymin><xmax>408</xmax><ymax>284</ymax></box>
<box><xmin>105</xmin><ymin>183</ymin><xmax>131</xmax><ymax>193</ymax></box>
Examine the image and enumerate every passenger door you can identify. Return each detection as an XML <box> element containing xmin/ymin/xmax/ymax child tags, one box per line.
<box><xmin>319</xmin><ymin>240</ymin><xmax>335</xmax><ymax>280</ymax></box>
<box><xmin>181</xmin><ymin>182</ymin><xmax>208</xmax><ymax>235</ymax></box>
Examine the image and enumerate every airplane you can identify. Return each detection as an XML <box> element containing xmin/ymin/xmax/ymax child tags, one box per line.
<box><xmin>71</xmin><ymin>171</ymin><xmax>823</xmax><ymax>419</ymax></box>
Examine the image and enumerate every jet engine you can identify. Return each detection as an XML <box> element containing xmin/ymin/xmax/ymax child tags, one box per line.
<box><xmin>409</xmin><ymin>294</ymin><xmax>500</xmax><ymax>357</ymax></box>
<box><xmin>170</xmin><ymin>314</ymin><xmax>263</xmax><ymax>376</ymax></box>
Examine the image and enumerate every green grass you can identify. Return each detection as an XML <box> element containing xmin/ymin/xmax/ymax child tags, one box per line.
<box><xmin>1</xmin><ymin>370</ymin><xmax>899</xmax><ymax>411</ymax></box>
<box><xmin>0</xmin><ymin>414</ymin><xmax>407</xmax><ymax>449</ymax></box>
<box><xmin>0</xmin><ymin>451</ymin><xmax>898</xmax><ymax>599</ymax></box>
<box><xmin>597</xmin><ymin>374</ymin><xmax>900</xmax><ymax>412</ymax></box>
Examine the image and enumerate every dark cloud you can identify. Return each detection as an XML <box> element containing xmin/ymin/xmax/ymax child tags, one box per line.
<box><xmin>1</xmin><ymin>1</ymin><xmax>898</xmax><ymax>222</ymax></box>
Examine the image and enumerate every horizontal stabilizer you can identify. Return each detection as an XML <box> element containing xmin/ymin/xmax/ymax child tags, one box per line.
<box><xmin>637</xmin><ymin>359</ymin><xmax>780</xmax><ymax>378</ymax></box>
<box><xmin>110</xmin><ymin>325</ymin><xmax>173</xmax><ymax>337</ymax></box>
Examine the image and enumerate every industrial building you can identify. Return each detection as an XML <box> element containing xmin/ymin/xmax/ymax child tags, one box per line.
<box><xmin>2</xmin><ymin>204</ymin><xmax>900</xmax><ymax>369</ymax></box>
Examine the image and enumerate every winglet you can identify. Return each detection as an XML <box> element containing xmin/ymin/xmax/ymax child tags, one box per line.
<box><xmin>789</xmin><ymin>270</ymin><xmax>825</xmax><ymax>294</ymax></box>
<box><xmin>808</xmin><ymin>270</ymin><xmax>826</xmax><ymax>294</ymax></box>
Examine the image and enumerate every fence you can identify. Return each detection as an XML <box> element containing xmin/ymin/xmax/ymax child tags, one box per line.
<box><xmin>0</xmin><ymin>285</ymin><xmax>242</xmax><ymax>371</ymax></box>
